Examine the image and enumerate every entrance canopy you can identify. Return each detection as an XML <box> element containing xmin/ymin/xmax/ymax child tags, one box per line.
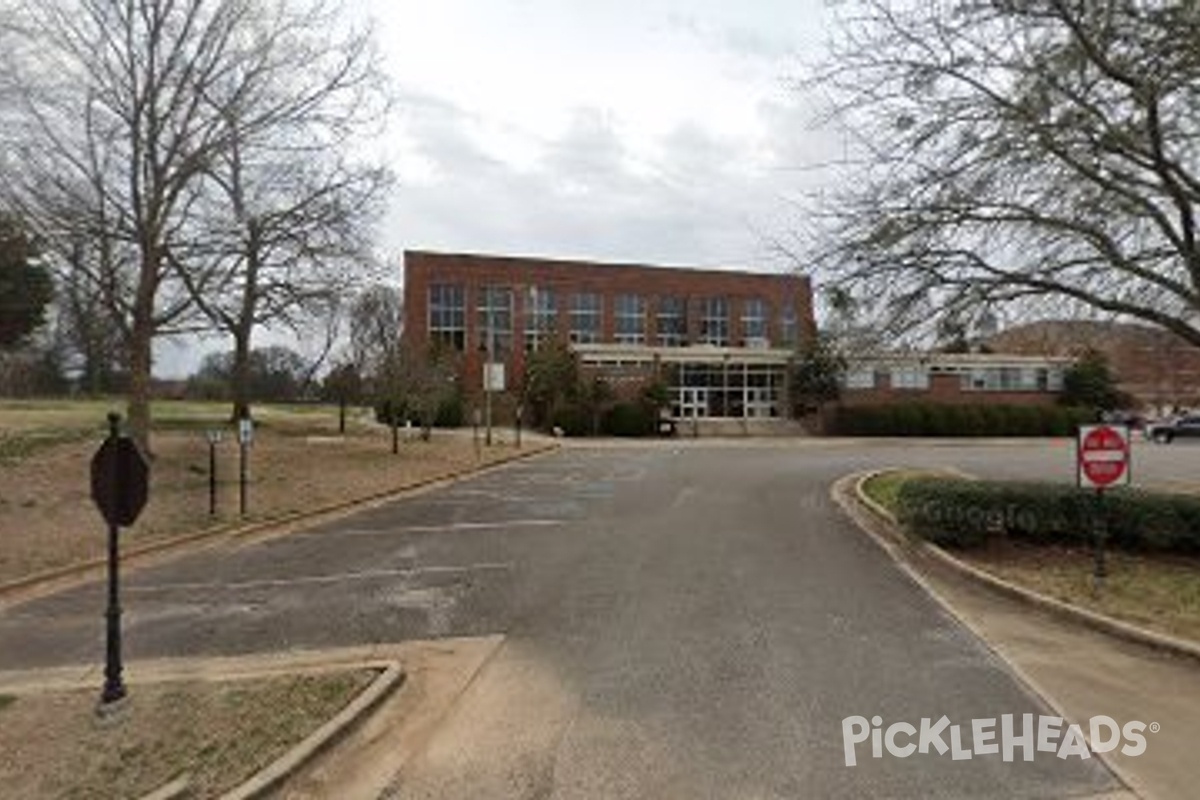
<box><xmin>573</xmin><ymin>343</ymin><xmax>792</xmax><ymax>420</ymax></box>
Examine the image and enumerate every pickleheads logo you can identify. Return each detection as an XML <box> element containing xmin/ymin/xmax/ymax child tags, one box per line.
<box><xmin>842</xmin><ymin>714</ymin><xmax>1157</xmax><ymax>767</ymax></box>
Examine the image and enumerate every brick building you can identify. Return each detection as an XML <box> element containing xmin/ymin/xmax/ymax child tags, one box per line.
<box><xmin>839</xmin><ymin>352</ymin><xmax>1074</xmax><ymax>407</ymax></box>
<box><xmin>987</xmin><ymin>320</ymin><xmax>1200</xmax><ymax>410</ymax></box>
<box><xmin>402</xmin><ymin>250</ymin><xmax>816</xmax><ymax>421</ymax></box>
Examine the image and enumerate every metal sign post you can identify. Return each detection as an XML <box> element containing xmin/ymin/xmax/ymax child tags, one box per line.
<box><xmin>1076</xmin><ymin>424</ymin><xmax>1131</xmax><ymax>595</ymax></box>
<box><xmin>238</xmin><ymin>417</ymin><xmax>253</xmax><ymax>517</ymax></box>
<box><xmin>472</xmin><ymin>406</ymin><xmax>482</xmax><ymax>459</ymax></box>
<box><xmin>515</xmin><ymin>403</ymin><xmax>523</xmax><ymax>449</ymax></box>
<box><xmin>90</xmin><ymin>413</ymin><xmax>150</xmax><ymax>709</ymax></box>
<box><xmin>205</xmin><ymin>430</ymin><xmax>222</xmax><ymax>517</ymax></box>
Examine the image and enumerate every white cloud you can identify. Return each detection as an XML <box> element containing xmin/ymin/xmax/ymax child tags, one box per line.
<box><xmin>160</xmin><ymin>1</ymin><xmax>837</xmax><ymax>377</ymax></box>
<box><xmin>367</xmin><ymin>1</ymin><xmax>835</xmax><ymax>273</ymax></box>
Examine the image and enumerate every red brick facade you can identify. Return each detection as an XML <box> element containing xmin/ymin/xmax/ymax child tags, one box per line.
<box><xmin>837</xmin><ymin>354</ymin><xmax>1074</xmax><ymax>408</ymax></box>
<box><xmin>840</xmin><ymin>374</ymin><xmax>1061</xmax><ymax>407</ymax></box>
<box><xmin>988</xmin><ymin>320</ymin><xmax>1200</xmax><ymax>408</ymax></box>
<box><xmin>402</xmin><ymin>250</ymin><xmax>816</xmax><ymax>401</ymax></box>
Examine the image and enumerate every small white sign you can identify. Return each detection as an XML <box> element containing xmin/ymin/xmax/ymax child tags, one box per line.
<box><xmin>483</xmin><ymin>362</ymin><xmax>506</xmax><ymax>392</ymax></box>
<box><xmin>238</xmin><ymin>418</ymin><xmax>254</xmax><ymax>446</ymax></box>
<box><xmin>205</xmin><ymin>429</ymin><xmax>223</xmax><ymax>445</ymax></box>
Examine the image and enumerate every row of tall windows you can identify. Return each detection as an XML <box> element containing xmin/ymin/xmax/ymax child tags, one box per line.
<box><xmin>843</xmin><ymin>366</ymin><xmax>1065</xmax><ymax>391</ymax></box>
<box><xmin>427</xmin><ymin>284</ymin><xmax>799</xmax><ymax>351</ymax></box>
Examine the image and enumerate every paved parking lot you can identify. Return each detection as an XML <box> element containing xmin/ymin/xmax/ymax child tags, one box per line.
<box><xmin>1</xmin><ymin>439</ymin><xmax>1162</xmax><ymax>798</ymax></box>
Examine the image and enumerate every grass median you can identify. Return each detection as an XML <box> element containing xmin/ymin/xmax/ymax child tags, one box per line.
<box><xmin>0</xmin><ymin>669</ymin><xmax>374</xmax><ymax>800</ymax></box>
<box><xmin>0</xmin><ymin>399</ymin><xmax>550</xmax><ymax>586</ymax></box>
<box><xmin>863</xmin><ymin>470</ymin><xmax>1200</xmax><ymax>644</ymax></box>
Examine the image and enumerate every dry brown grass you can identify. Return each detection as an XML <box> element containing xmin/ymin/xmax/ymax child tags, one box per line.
<box><xmin>958</xmin><ymin>540</ymin><xmax>1200</xmax><ymax>643</ymax></box>
<box><xmin>867</xmin><ymin>470</ymin><xmax>1200</xmax><ymax>644</ymax></box>
<box><xmin>0</xmin><ymin>669</ymin><xmax>374</xmax><ymax>800</ymax></box>
<box><xmin>0</xmin><ymin>400</ymin><xmax>549</xmax><ymax>585</ymax></box>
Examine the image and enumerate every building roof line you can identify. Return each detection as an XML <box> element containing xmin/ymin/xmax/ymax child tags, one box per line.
<box><xmin>404</xmin><ymin>248</ymin><xmax>807</xmax><ymax>282</ymax></box>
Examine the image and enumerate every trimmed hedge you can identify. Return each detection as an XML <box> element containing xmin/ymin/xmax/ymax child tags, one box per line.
<box><xmin>373</xmin><ymin>392</ymin><xmax>464</xmax><ymax>429</ymax></box>
<box><xmin>550</xmin><ymin>403</ymin><xmax>591</xmax><ymax>437</ymax></box>
<box><xmin>834</xmin><ymin>403</ymin><xmax>1095</xmax><ymax>437</ymax></box>
<box><xmin>894</xmin><ymin>477</ymin><xmax>1200</xmax><ymax>553</ymax></box>
<box><xmin>601</xmin><ymin>402</ymin><xmax>657</xmax><ymax>437</ymax></box>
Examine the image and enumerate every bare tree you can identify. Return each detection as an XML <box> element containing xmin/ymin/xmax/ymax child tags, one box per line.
<box><xmin>177</xmin><ymin>5</ymin><xmax>392</xmax><ymax>422</ymax></box>
<box><xmin>55</xmin><ymin>243</ymin><xmax>126</xmax><ymax>393</ymax></box>
<box><xmin>804</xmin><ymin>0</ymin><xmax>1200</xmax><ymax>348</ymax></box>
<box><xmin>348</xmin><ymin>283</ymin><xmax>404</xmax><ymax>385</ymax></box>
<box><xmin>377</xmin><ymin>340</ymin><xmax>458</xmax><ymax>441</ymax></box>
<box><xmin>0</xmin><ymin>0</ymin><xmax>389</xmax><ymax>446</ymax></box>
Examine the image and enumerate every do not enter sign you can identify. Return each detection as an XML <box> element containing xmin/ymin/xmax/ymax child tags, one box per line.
<box><xmin>1077</xmin><ymin>424</ymin><xmax>1131</xmax><ymax>489</ymax></box>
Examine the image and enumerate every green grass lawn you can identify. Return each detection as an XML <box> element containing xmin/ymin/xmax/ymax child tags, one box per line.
<box><xmin>0</xmin><ymin>399</ymin><xmax>359</xmax><ymax>463</ymax></box>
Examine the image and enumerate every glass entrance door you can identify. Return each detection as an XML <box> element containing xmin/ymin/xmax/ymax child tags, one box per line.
<box><xmin>679</xmin><ymin>387</ymin><xmax>708</xmax><ymax>418</ymax></box>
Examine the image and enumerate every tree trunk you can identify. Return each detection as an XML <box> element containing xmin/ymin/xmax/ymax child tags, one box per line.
<box><xmin>125</xmin><ymin>315</ymin><xmax>154</xmax><ymax>453</ymax></box>
<box><xmin>230</xmin><ymin>224</ymin><xmax>261</xmax><ymax>423</ymax></box>
<box><xmin>230</xmin><ymin>326</ymin><xmax>252</xmax><ymax>422</ymax></box>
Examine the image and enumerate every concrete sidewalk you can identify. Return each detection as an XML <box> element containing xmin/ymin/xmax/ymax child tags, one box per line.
<box><xmin>928</xmin><ymin>570</ymin><xmax>1200</xmax><ymax>800</ymax></box>
<box><xmin>838</xmin><ymin>481</ymin><xmax>1200</xmax><ymax>800</ymax></box>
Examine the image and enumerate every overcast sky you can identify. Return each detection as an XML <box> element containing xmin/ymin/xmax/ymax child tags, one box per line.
<box><xmin>371</xmin><ymin>0</ymin><xmax>839</xmax><ymax>268</ymax></box>
<box><xmin>161</xmin><ymin>0</ymin><xmax>841</xmax><ymax>375</ymax></box>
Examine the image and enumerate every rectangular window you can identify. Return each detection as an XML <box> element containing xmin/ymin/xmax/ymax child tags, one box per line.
<box><xmin>700</xmin><ymin>296</ymin><xmax>729</xmax><ymax>346</ymax></box>
<box><xmin>614</xmin><ymin>294</ymin><xmax>646</xmax><ymax>344</ymax></box>
<box><xmin>962</xmin><ymin>367</ymin><xmax>1050</xmax><ymax>391</ymax></box>
<box><xmin>524</xmin><ymin>286</ymin><xmax>557</xmax><ymax>352</ymax></box>
<box><xmin>656</xmin><ymin>296</ymin><xmax>686</xmax><ymax>346</ymax></box>
<box><xmin>890</xmin><ymin>367</ymin><xmax>930</xmax><ymax>390</ymax></box>
<box><xmin>741</xmin><ymin>297</ymin><xmax>767</xmax><ymax>346</ymax></box>
<box><xmin>844</xmin><ymin>368</ymin><xmax>876</xmax><ymax>389</ymax></box>
<box><xmin>476</xmin><ymin>285</ymin><xmax>513</xmax><ymax>355</ymax></box>
<box><xmin>428</xmin><ymin>284</ymin><xmax>465</xmax><ymax>351</ymax></box>
<box><xmin>780</xmin><ymin>304</ymin><xmax>798</xmax><ymax>347</ymax></box>
<box><xmin>569</xmin><ymin>292</ymin><xmax>602</xmax><ymax>344</ymax></box>
<box><xmin>963</xmin><ymin>369</ymin><xmax>994</xmax><ymax>391</ymax></box>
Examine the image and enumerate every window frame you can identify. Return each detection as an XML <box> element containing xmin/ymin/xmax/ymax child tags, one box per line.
<box><xmin>428</xmin><ymin>283</ymin><xmax>466</xmax><ymax>351</ymax></box>
<box><xmin>569</xmin><ymin>291</ymin><xmax>603</xmax><ymax>344</ymax></box>
<box><xmin>614</xmin><ymin>293</ymin><xmax>646</xmax><ymax>345</ymax></box>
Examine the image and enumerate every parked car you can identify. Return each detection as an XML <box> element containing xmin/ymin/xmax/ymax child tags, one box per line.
<box><xmin>1145</xmin><ymin>414</ymin><xmax>1200</xmax><ymax>443</ymax></box>
<box><xmin>1101</xmin><ymin>409</ymin><xmax>1146</xmax><ymax>431</ymax></box>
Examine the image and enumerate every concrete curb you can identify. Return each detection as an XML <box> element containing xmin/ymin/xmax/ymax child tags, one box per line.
<box><xmin>218</xmin><ymin>661</ymin><xmax>405</xmax><ymax>800</ymax></box>
<box><xmin>849</xmin><ymin>468</ymin><xmax>1200</xmax><ymax>665</ymax></box>
<box><xmin>137</xmin><ymin>775</ymin><xmax>191</xmax><ymax>800</ymax></box>
<box><xmin>0</xmin><ymin>443</ymin><xmax>558</xmax><ymax>608</ymax></box>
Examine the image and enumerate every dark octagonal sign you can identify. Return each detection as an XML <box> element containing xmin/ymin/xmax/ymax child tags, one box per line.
<box><xmin>90</xmin><ymin>436</ymin><xmax>150</xmax><ymax>527</ymax></box>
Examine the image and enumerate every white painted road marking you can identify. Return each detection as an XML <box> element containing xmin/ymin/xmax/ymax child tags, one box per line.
<box><xmin>296</xmin><ymin>519</ymin><xmax>567</xmax><ymax>537</ymax></box>
<box><xmin>126</xmin><ymin>563</ymin><xmax>514</xmax><ymax>594</ymax></box>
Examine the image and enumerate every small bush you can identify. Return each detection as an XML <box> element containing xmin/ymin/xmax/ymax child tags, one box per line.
<box><xmin>833</xmin><ymin>403</ymin><xmax>1094</xmax><ymax>437</ymax></box>
<box><xmin>550</xmin><ymin>403</ymin><xmax>591</xmax><ymax>437</ymax></box>
<box><xmin>893</xmin><ymin>476</ymin><xmax>1200</xmax><ymax>552</ymax></box>
<box><xmin>601</xmin><ymin>402</ymin><xmax>657</xmax><ymax>437</ymax></box>
<box><xmin>373</xmin><ymin>391</ymin><xmax>463</xmax><ymax>428</ymax></box>
<box><xmin>373</xmin><ymin>399</ymin><xmax>409</xmax><ymax>425</ymax></box>
<box><xmin>432</xmin><ymin>393</ymin><xmax>464</xmax><ymax>428</ymax></box>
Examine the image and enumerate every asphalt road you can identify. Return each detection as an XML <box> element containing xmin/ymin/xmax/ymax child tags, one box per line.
<box><xmin>5</xmin><ymin>438</ymin><xmax>1192</xmax><ymax>797</ymax></box>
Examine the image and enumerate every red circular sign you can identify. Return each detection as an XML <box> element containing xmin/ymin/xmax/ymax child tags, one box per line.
<box><xmin>1079</xmin><ymin>425</ymin><xmax>1129</xmax><ymax>487</ymax></box>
